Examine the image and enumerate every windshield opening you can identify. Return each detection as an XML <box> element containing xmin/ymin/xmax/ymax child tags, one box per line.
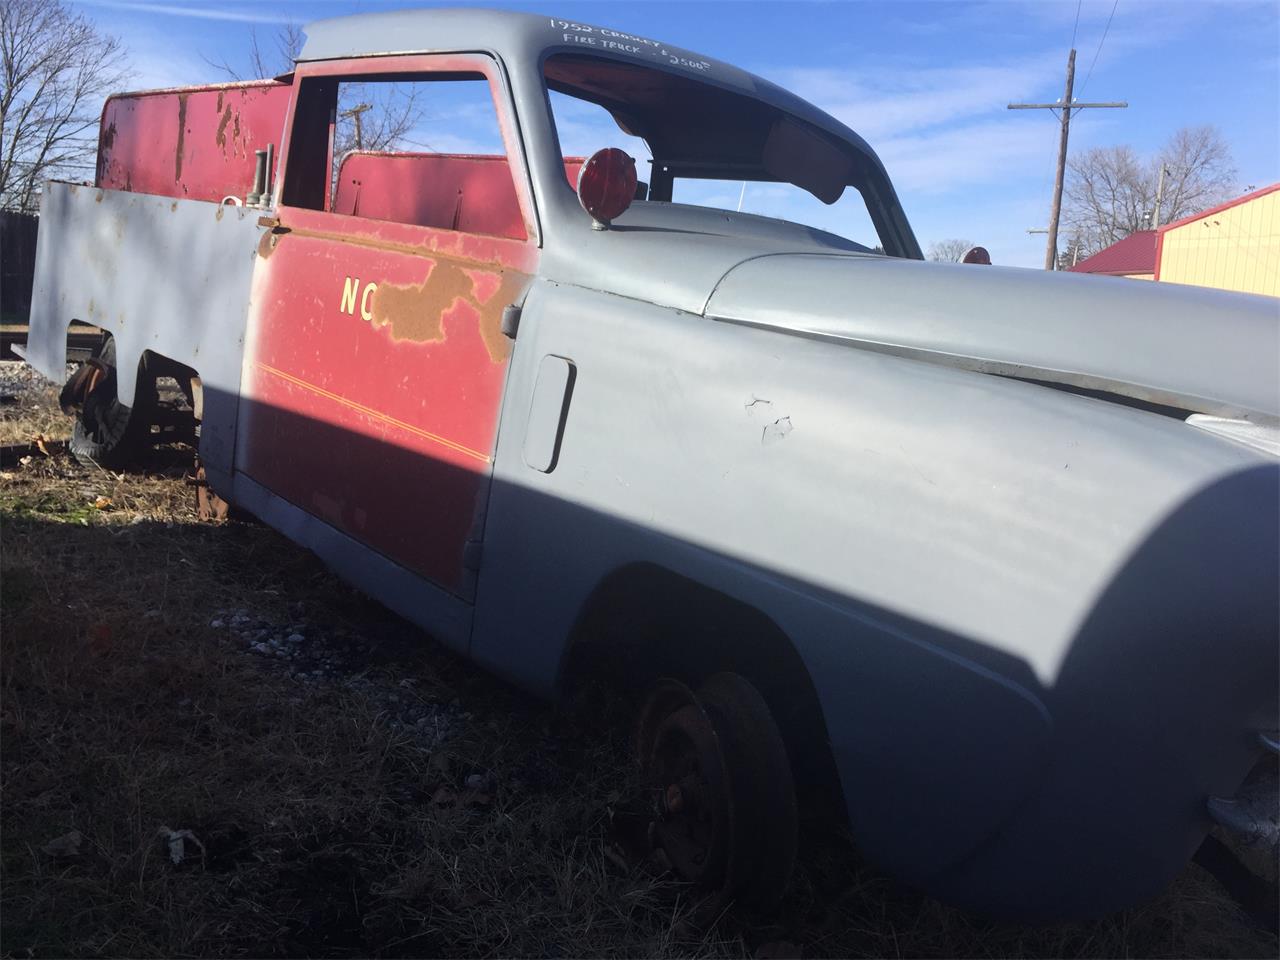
<box><xmin>543</xmin><ymin>52</ymin><xmax>891</xmax><ymax>253</ymax></box>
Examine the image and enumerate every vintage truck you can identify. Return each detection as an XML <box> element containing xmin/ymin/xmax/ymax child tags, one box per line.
<box><xmin>20</xmin><ymin>7</ymin><xmax>1279</xmax><ymax>920</ymax></box>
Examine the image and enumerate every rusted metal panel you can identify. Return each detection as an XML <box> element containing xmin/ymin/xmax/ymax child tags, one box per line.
<box><xmin>239</xmin><ymin>205</ymin><xmax>535</xmax><ymax>597</ymax></box>
<box><xmin>97</xmin><ymin>80</ymin><xmax>292</xmax><ymax>203</ymax></box>
<box><xmin>237</xmin><ymin>52</ymin><xmax>538</xmax><ymax>599</ymax></box>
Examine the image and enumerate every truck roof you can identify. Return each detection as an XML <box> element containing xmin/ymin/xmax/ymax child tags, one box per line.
<box><xmin>297</xmin><ymin>7</ymin><xmax>887</xmax><ymax>179</ymax></box>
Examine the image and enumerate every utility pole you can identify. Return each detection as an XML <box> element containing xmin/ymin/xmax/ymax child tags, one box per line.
<box><xmin>341</xmin><ymin>103</ymin><xmax>373</xmax><ymax>150</ymax></box>
<box><xmin>1009</xmin><ymin>50</ymin><xmax>1127</xmax><ymax>270</ymax></box>
<box><xmin>1152</xmin><ymin>164</ymin><xmax>1169</xmax><ymax>228</ymax></box>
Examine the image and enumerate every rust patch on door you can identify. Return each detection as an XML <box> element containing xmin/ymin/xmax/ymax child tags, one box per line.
<box><xmin>215</xmin><ymin>106</ymin><xmax>234</xmax><ymax>149</ymax></box>
<box><xmin>174</xmin><ymin>94</ymin><xmax>189</xmax><ymax>182</ymax></box>
<box><xmin>477</xmin><ymin>272</ymin><xmax>527</xmax><ymax>363</ymax></box>
<box><xmin>257</xmin><ymin>229</ymin><xmax>280</xmax><ymax>260</ymax></box>
<box><xmin>367</xmin><ymin>261</ymin><xmax>526</xmax><ymax>361</ymax></box>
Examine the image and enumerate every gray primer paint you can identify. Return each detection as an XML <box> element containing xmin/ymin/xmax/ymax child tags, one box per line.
<box><xmin>26</xmin><ymin>184</ymin><xmax>259</xmax><ymax>485</ymax></box>
<box><xmin>705</xmin><ymin>253</ymin><xmax>1280</xmax><ymax>420</ymax></box>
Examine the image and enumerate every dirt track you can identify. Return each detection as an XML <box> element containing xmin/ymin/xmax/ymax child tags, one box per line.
<box><xmin>2</xmin><ymin>360</ymin><xmax>1276</xmax><ymax>958</ymax></box>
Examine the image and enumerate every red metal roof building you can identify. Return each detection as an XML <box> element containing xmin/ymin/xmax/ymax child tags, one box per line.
<box><xmin>1068</xmin><ymin>230</ymin><xmax>1158</xmax><ymax>280</ymax></box>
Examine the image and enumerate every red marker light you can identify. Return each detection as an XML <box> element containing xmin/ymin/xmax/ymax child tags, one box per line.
<box><xmin>577</xmin><ymin>147</ymin><xmax>637</xmax><ymax>230</ymax></box>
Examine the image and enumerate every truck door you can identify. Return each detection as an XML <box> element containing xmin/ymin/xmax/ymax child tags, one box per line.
<box><xmin>238</xmin><ymin>54</ymin><xmax>537</xmax><ymax>601</ymax></box>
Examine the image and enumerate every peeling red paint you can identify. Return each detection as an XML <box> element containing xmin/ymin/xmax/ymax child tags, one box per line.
<box><xmin>242</xmin><ymin>200</ymin><xmax>536</xmax><ymax>592</ymax></box>
<box><xmin>96</xmin><ymin>80</ymin><xmax>290</xmax><ymax>201</ymax></box>
<box><xmin>174</xmin><ymin>93</ymin><xmax>188</xmax><ymax>182</ymax></box>
<box><xmin>215</xmin><ymin>106</ymin><xmax>233</xmax><ymax>149</ymax></box>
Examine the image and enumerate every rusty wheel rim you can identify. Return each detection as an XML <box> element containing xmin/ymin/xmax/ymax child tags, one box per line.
<box><xmin>639</xmin><ymin>687</ymin><xmax>733</xmax><ymax>885</ymax></box>
<box><xmin>637</xmin><ymin>674</ymin><xmax>798</xmax><ymax>908</ymax></box>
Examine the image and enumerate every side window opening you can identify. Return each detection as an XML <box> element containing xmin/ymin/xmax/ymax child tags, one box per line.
<box><xmin>282</xmin><ymin>72</ymin><xmax>526</xmax><ymax>241</ymax></box>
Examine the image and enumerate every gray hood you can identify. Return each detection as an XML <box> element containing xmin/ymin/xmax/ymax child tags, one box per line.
<box><xmin>704</xmin><ymin>253</ymin><xmax>1280</xmax><ymax>420</ymax></box>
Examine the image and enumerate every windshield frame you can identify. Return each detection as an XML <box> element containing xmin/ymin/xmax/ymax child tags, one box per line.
<box><xmin>537</xmin><ymin>48</ymin><xmax>921</xmax><ymax>259</ymax></box>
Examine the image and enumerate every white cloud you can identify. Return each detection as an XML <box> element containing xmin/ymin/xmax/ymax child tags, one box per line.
<box><xmin>80</xmin><ymin>0</ymin><xmax>297</xmax><ymax>25</ymax></box>
<box><xmin>124</xmin><ymin>43</ymin><xmax>221</xmax><ymax>90</ymax></box>
<box><xmin>777</xmin><ymin>55</ymin><xmax>1058</xmax><ymax>143</ymax></box>
<box><xmin>878</xmin><ymin>120</ymin><xmax>1054</xmax><ymax>194</ymax></box>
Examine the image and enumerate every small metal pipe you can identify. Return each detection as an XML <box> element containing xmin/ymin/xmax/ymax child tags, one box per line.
<box><xmin>264</xmin><ymin>143</ymin><xmax>275</xmax><ymax>206</ymax></box>
<box><xmin>246</xmin><ymin>149</ymin><xmax>267</xmax><ymax>206</ymax></box>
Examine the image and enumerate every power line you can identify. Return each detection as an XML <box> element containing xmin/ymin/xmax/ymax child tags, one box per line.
<box><xmin>1070</xmin><ymin>0</ymin><xmax>1083</xmax><ymax>51</ymax></box>
<box><xmin>1079</xmin><ymin>0</ymin><xmax>1120</xmax><ymax>97</ymax></box>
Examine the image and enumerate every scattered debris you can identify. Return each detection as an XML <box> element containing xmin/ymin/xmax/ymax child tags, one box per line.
<box><xmin>755</xmin><ymin>941</ymin><xmax>802</xmax><ymax>960</ymax></box>
<box><xmin>41</xmin><ymin>830</ymin><xmax>83</xmax><ymax>859</ymax></box>
<box><xmin>158</xmin><ymin>826</ymin><xmax>205</xmax><ymax>865</ymax></box>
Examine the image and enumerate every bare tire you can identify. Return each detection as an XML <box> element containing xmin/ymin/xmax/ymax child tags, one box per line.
<box><xmin>62</xmin><ymin>339</ymin><xmax>154</xmax><ymax>469</ymax></box>
<box><xmin>637</xmin><ymin>672</ymin><xmax>798</xmax><ymax>908</ymax></box>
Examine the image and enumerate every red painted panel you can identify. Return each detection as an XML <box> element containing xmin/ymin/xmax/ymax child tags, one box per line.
<box><xmin>240</xmin><ymin>53</ymin><xmax>541</xmax><ymax>598</ymax></box>
<box><xmin>332</xmin><ymin>153</ymin><xmax>588</xmax><ymax>240</ymax></box>
<box><xmin>97</xmin><ymin>80</ymin><xmax>291</xmax><ymax>203</ymax></box>
<box><xmin>242</xmin><ymin>207</ymin><xmax>537</xmax><ymax>594</ymax></box>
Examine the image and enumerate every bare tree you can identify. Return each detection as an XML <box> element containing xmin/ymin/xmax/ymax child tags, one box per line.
<box><xmin>1154</xmin><ymin>126</ymin><xmax>1237</xmax><ymax>227</ymax></box>
<box><xmin>927</xmin><ymin>238</ymin><xmax>977</xmax><ymax>262</ymax></box>
<box><xmin>1064</xmin><ymin>126</ymin><xmax>1236</xmax><ymax>257</ymax></box>
<box><xmin>0</xmin><ymin>0</ymin><xmax>129</xmax><ymax>212</ymax></box>
<box><xmin>206</xmin><ymin>26</ymin><xmax>420</xmax><ymax>158</ymax></box>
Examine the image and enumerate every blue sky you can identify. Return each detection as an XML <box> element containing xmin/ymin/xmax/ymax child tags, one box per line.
<box><xmin>73</xmin><ymin>0</ymin><xmax>1279</xmax><ymax>266</ymax></box>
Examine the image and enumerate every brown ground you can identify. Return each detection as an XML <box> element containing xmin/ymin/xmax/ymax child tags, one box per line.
<box><xmin>2</xmin><ymin>363</ymin><xmax>1276</xmax><ymax>958</ymax></box>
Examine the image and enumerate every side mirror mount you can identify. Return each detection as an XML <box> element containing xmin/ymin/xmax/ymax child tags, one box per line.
<box><xmin>577</xmin><ymin>148</ymin><xmax>637</xmax><ymax>230</ymax></box>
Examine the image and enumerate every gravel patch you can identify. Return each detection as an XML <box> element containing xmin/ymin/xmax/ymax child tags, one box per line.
<box><xmin>210</xmin><ymin>602</ymin><xmax>468</xmax><ymax>749</ymax></box>
<box><xmin>0</xmin><ymin>358</ymin><xmax>71</xmax><ymax>399</ymax></box>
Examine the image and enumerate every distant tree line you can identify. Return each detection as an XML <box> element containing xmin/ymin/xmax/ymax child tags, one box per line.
<box><xmin>1063</xmin><ymin>125</ymin><xmax>1237</xmax><ymax>259</ymax></box>
<box><xmin>0</xmin><ymin>0</ymin><xmax>128</xmax><ymax>213</ymax></box>
<box><xmin>926</xmin><ymin>238</ymin><xmax>978</xmax><ymax>263</ymax></box>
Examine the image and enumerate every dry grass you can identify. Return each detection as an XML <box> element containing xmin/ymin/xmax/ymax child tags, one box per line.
<box><xmin>2</xmin><ymin>385</ymin><xmax>1276</xmax><ymax>958</ymax></box>
<box><xmin>0</xmin><ymin>374</ymin><xmax>67</xmax><ymax>446</ymax></box>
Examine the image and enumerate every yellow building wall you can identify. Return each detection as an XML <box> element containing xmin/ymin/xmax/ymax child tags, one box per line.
<box><xmin>1158</xmin><ymin>190</ymin><xmax>1279</xmax><ymax>297</ymax></box>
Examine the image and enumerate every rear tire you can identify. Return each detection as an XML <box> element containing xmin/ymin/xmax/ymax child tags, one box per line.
<box><xmin>64</xmin><ymin>339</ymin><xmax>155</xmax><ymax>469</ymax></box>
<box><xmin>637</xmin><ymin>672</ymin><xmax>798</xmax><ymax>910</ymax></box>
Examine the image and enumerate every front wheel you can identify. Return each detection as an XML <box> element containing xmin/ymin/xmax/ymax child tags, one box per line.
<box><xmin>636</xmin><ymin>672</ymin><xmax>798</xmax><ymax>909</ymax></box>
